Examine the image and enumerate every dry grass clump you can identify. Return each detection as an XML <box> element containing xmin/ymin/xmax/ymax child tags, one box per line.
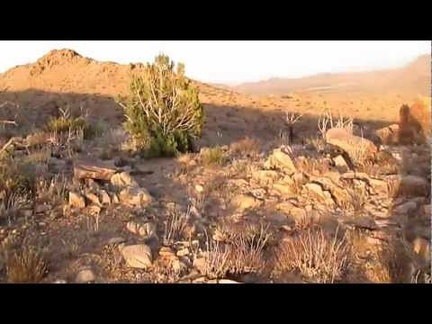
<box><xmin>273</xmin><ymin>227</ymin><xmax>350</xmax><ymax>283</ymax></box>
<box><xmin>200</xmin><ymin>146</ymin><xmax>227</xmax><ymax>166</ymax></box>
<box><xmin>5</xmin><ymin>245</ymin><xmax>47</xmax><ymax>283</ymax></box>
<box><xmin>203</xmin><ymin>220</ymin><xmax>272</xmax><ymax>279</ymax></box>
<box><xmin>230</xmin><ymin>137</ymin><xmax>261</xmax><ymax>160</ymax></box>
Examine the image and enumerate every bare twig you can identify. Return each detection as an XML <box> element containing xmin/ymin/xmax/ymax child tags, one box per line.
<box><xmin>285</xmin><ymin>111</ymin><xmax>303</xmax><ymax>125</ymax></box>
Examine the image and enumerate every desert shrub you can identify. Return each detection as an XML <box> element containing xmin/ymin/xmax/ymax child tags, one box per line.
<box><xmin>204</xmin><ymin>220</ymin><xmax>272</xmax><ymax>279</ymax></box>
<box><xmin>121</xmin><ymin>54</ymin><xmax>204</xmax><ymax>157</ymax></box>
<box><xmin>46</xmin><ymin>107</ymin><xmax>97</xmax><ymax>140</ymax></box>
<box><xmin>273</xmin><ymin>227</ymin><xmax>350</xmax><ymax>283</ymax></box>
<box><xmin>0</xmin><ymin>158</ymin><xmax>36</xmax><ymax>205</ymax></box>
<box><xmin>6</xmin><ymin>245</ymin><xmax>47</xmax><ymax>283</ymax></box>
<box><xmin>200</xmin><ymin>146</ymin><xmax>227</xmax><ymax>166</ymax></box>
<box><xmin>230</xmin><ymin>137</ymin><xmax>261</xmax><ymax>159</ymax></box>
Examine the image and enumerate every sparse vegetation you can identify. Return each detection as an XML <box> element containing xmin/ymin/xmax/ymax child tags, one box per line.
<box><xmin>203</xmin><ymin>220</ymin><xmax>272</xmax><ymax>279</ymax></box>
<box><xmin>200</xmin><ymin>146</ymin><xmax>227</xmax><ymax>166</ymax></box>
<box><xmin>163</xmin><ymin>204</ymin><xmax>190</xmax><ymax>245</ymax></box>
<box><xmin>0</xmin><ymin>158</ymin><xmax>36</xmax><ymax>224</ymax></box>
<box><xmin>230</xmin><ymin>137</ymin><xmax>261</xmax><ymax>159</ymax></box>
<box><xmin>120</xmin><ymin>54</ymin><xmax>204</xmax><ymax>157</ymax></box>
<box><xmin>5</xmin><ymin>245</ymin><xmax>47</xmax><ymax>283</ymax></box>
<box><xmin>46</xmin><ymin>107</ymin><xmax>97</xmax><ymax>140</ymax></box>
<box><xmin>0</xmin><ymin>48</ymin><xmax>429</xmax><ymax>284</ymax></box>
<box><xmin>273</xmin><ymin>227</ymin><xmax>350</xmax><ymax>283</ymax></box>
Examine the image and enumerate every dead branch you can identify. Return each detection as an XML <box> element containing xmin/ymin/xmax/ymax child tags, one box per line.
<box><xmin>285</xmin><ymin>111</ymin><xmax>303</xmax><ymax>125</ymax></box>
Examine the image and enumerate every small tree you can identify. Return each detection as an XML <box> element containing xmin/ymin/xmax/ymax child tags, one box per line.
<box><xmin>120</xmin><ymin>54</ymin><xmax>204</xmax><ymax>157</ymax></box>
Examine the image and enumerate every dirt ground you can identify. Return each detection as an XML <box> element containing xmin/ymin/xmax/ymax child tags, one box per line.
<box><xmin>0</xmin><ymin>49</ymin><xmax>430</xmax><ymax>283</ymax></box>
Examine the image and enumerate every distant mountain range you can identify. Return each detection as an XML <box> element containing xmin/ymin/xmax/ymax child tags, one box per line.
<box><xmin>231</xmin><ymin>54</ymin><xmax>431</xmax><ymax>96</ymax></box>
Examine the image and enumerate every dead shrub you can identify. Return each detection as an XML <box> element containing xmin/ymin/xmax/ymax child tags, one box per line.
<box><xmin>273</xmin><ymin>227</ymin><xmax>350</xmax><ymax>283</ymax></box>
<box><xmin>203</xmin><ymin>220</ymin><xmax>272</xmax><ymax>279</ymax></box>
<box><xmin>230</xmin><ymin>137</ymin><xmax>261</xmax><ymax>160</ymax></box>
<box><xmin>200</xmin><ymin>146</ymin><xmax>227</xmax><ymax>166</ymax></box>
<box><xmin>6</xmin><ymin>245</ymin><xmax>47</xmax><ymax>283</ymax></box>
<box><xmin>163</xmin><ymin>204</ymin><xmax>190</xmax><ymax>245</ymax></box>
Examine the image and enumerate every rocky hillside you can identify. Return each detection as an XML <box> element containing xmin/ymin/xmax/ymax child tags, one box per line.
<box><xmin>0</xmin><ymin>48</ymin><xmax>430</xmax><ymax>284</ymax></box>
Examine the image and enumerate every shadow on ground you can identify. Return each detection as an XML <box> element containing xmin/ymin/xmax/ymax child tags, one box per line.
<box><xmin>0</xmin><ymin>89</ymin><xmax>429</xmax><ymax>283</ymax></box>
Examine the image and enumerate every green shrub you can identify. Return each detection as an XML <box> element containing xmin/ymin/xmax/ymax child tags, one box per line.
<box><xmin>121</xmin><ymin>54</ymin><xmax>204</xmax><ymax>157</ymax></box>
<box><xmin>46</xmin><ymin>109</ymin><xmax>98</xmax><ymax>140</ymax></box>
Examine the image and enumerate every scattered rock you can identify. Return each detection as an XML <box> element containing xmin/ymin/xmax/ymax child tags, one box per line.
<box><xmin>111</xmin><ymin>172</ymin><xmax>139</xmax><ymax>188</ymax></box>
<box><xmin>69</xmin><ymin>191</ymin><xmax>86</xmax><ymax>209</ymax></box>
<box><xmin>368</xmin><ymin>178</ymin><xmax>388</xmax><ymax>194</ymax></box>
<box><xmin>171</xmin><ymin>258</ymin><xmax>188</xmax><ymax>274</ymax></box>
<box><xmin>75</xmin><ymin>269</ymin><xmax>96</xmax><ymax>283</ymax></box>
<box><xmin>84</xmin><ymin>192</ymin><xmax>102</xmax><ymax>206</ymax></box>
<box><xmin>333</xmin><ymin>155</ymin><xmax>350</xmax><ymax>172</ymax></box>
<box><xmin>100</xmin><ymin>190</ymin><xmax>111</xmax><ymax>205</ymax></box>
<box><xmin>119</xmin><ymin>187</ymin><xmax>153</xmax><ymax>207</ymax></box>
<box><xmin>304</xmin><ymin>183</ymin><xmax>335</xmax><ymax>206</ymax></box>
<box><xmin>252</xmin><ymin>170</ymin><xmax>280</xmax><ymax>185</ymax></box>
<box><xmin>230</xmin><ymin>194</ymin><xmax>261</xmax><ymax>212</ymax></box>
<box><xmin>272</xmin><ymin>179</ymin><xmax>296</xmax><ymax>196</ymax></box>
<box><xmin>112</xmin><ymin>193</ymin><xmax>120</xmax><ymax>204</ymax></box>
<box><xmin>195</xmin><ymin>184</ymin><xmax>204</xmax><ymax>193</ymax></box>
<box><xmin>309</xmin><ymin>176</ymin><xmax>349</xmax><ymax>206</ymax></box>
<box><xmin>193</xmin><ymin>257</ymin><xmax>207</xmax><ymax>274</ymax></box>
<box><xmin>176</xmin><ymin>248</ymin><xmax>190</xmax><ymax>257</ymax></box>
<box><xmin>74</xmin><ymin>159</ymin><xmax>117</xmax><ymax>181</ymax></box>
<box><xmin>412</xmin><ymin>237</ymin><xmax>431</xmax><ymax>264</ymax></box>
<box><xmin>126</xmin><ymin>221</ymin><xmax>157</xmax><ymax>239</ymax></box>
<box><xmin>375</xmin><ymin>124</ymin><xmax>400</xmax><ymax>145</ymax></box>
<box><xmin>120</xmin><ymin>244</ymin><xmax>153</xmax><ymax>269</ymax></box>
<box><xmin>264</xmin><ymin>146</ymin><xmax>297</xmax><ymax>175</ymax></box>
<box><xmin>399</xmin><ymin>100</ymin><xmax>431</xmax><ymax>144</ymax></box>
<box><xmin>325</xmin><ymin>128</ymin><xmax>378</xmax><ymax>163</ymax></box>
<box><xmin>85</xmin><ymin>178</ymin><xmax>100</xmax><ymax>192</ymax></box>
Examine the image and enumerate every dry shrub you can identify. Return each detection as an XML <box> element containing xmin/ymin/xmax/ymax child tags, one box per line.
<box><xmin>305</xmin><ymin>136</ymin><xmax>326</xmax><ymax>153</ymax></box>
<box><xmin>200</xmin><ymin>146</ymin><xmax>227</xmax><ymax>166</ymax></box>
<box><xmin>374</xmin><ymin>238</ymin><xmax>414</xmax><ymax>283</ymax></box>
<box><xmin>356</xmin><ymin>161</ymin><xmax>380</xmax><ymax>177</ymax></box>
<box><xmin>273</xmin><ymin>227</ymin><xmax>350</xmax><ymax>283</ymax></box>
<box><xmin>344</xmin><ymin>185</ymin><xmax>368</xmax><ymax>215</ymax></box>
<box><xmin>175</xmin><ymin>153</ymin><xmax>197</xmax><ymax>176</ymax></box>
<box><xmin>204</xmin><ymin>220</ymin><xmax>272</xmax><ymax>279</ymax></box>
<box><xmin>297</xmin><ymin>157</ymin><xmax>330</xmax><ymax>176</ymax></box>
<box><xmin>345</xmin><ymin>230</ymin><xmax>415</xmax><ymax>283</ymax></box>
<box><xmin>228</xmin><ymin>159</ymin><xmax>257</xmax><ymax>179</ymax></box>
<box><xmin>163</xmin><ymin>204</ymin><xmax>190</xmax><ymax>245</ymax></box>
<box><xmin>386</xmin><ymin>179</ymin><xmax>400</xmax><ymax>199</ymax></box>
<box><xmin>230</xmin><ymin>137</ymin><xmax>261</xmax><ymax>160</ymax></box>
<box><xmin>0</xmin><ymin>159</ymin><xmax>36</xmax><ymax>224</ymax></box>
<box><xmin>6</xmin><ymin>245</ymin><xmax>47</xmax><ymax>283</ymax></box>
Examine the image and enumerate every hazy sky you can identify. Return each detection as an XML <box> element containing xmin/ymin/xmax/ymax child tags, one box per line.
<box><xmin>0</xmin><ymin>41</ymin><xmax>429</xmax><ymax>84</ymax></box>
